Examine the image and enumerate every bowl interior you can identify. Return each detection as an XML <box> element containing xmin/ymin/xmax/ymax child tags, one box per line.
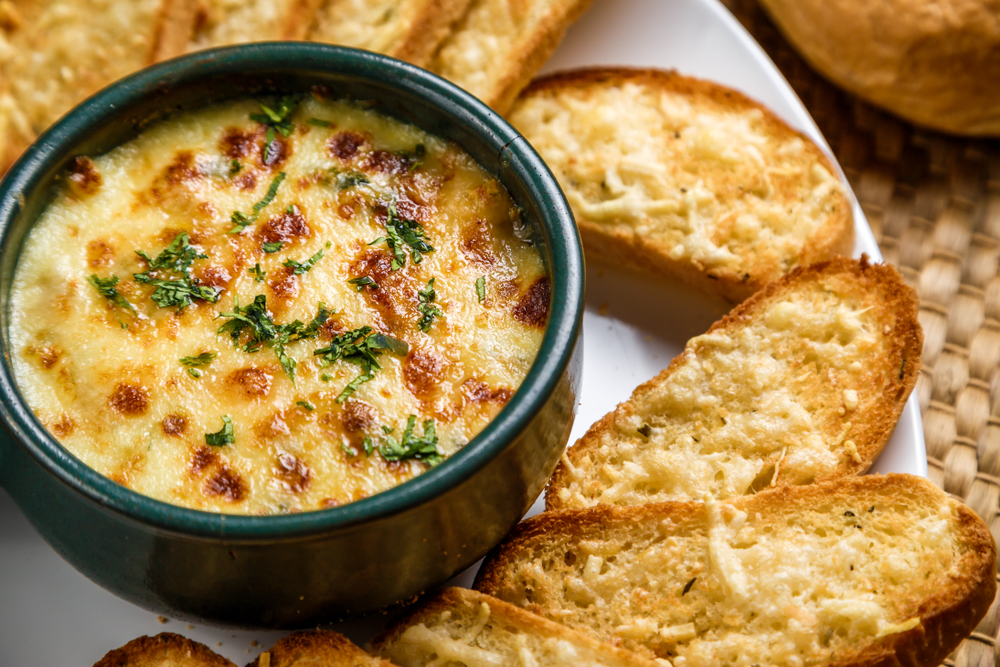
<box><xmin>0</xmin><ymin>43</ymin><xmax>583</xmax><ymax>539</ymax></box>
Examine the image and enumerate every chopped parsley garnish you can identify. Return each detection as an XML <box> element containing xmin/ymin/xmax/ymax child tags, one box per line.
<box><xmin>475</xmin><ymin>276</ymin><xmax>486</xmax><ymax>303</ymax></box>
<box><xmin>87</xmin><ymin>274</ymin><xmax>136</xmax><ymax>328</ymax></box>
<box><xmin>283</xmin><ymin>246</ymin><xmax>326</xmax><ymax>275</ymax></box>
<box><xmin>313</xmin><ymin>327</ymin><xmax>409</xmax><ymax>403</ymax></box>
<box><xmin>307</xmin><ymin>118</ymin><xmax>332</xmax><ymax>128</ymax></box>
<box><xmin>296</xmin><ymin>400</ymin><xmax>316</xmax><ymax>411</ymax></box>
<box><xmin>262</xmin><ymin>241</ymin><xmax>284</xmax><ymax>253</ymax></box>
<box><xmin>379</xmin><ymin>200</ymin><xmax>434</xmax><ymax>270</ymax></box>
<box><xmin>216</xmin><ymin>295</ymin><xmax>331</xmax><ymax>383</ymax></box>
<box><xmin>229</xmin><ymin>159</ymin><xmax>242</xmax><ymax>176</ymax></box>
<box><xmin>187</xmin><ymin>368</ymin><xmax>202</xmax><ymax>378</ymax></box>
<box><xmin>249</xmin><ymin>263</ymin><xmax>266</xmax><ymax>282</ymax></box>
<box><xmin>379</xmin><ymin>415</ymin><xmax>441</xmax><ymax>465</ymax></box>
<box><xmin>229</xmin><ymin>172</ymin><xmax>286</xmax><ymax>233</ymax></box>
<box><xmin>417</xmin><ymin>278</ymin><xmax>443</xmax><ymax>332</ymax></box>
<box><xmin>250</xmin><ymin>96</ymin><xmax>299</xmax><ymax>162</ymax></box>
<box><xmin>321</xmin><ymin>373</ymin><xmax>333</xmax><ymax>382</ymax></box>
<box><xmin>180</xmin><ymin>351</ymin><xmax>217</xmax><ymax>367</ymax></box>
<box><xmin>349</xmin><ymin>276</ymin><xmax>378</xmax><ymax>291</ymax></box>
<box><xmin>133</xmin><ymin>233</ymin><xmax>220</xmax><ymax>310</ymax></box>
<box><xmin>334</xmin><ymin>171</ymin><xmax>369</xmax><ymax>191</ymax></box>
<box><xmin>205</xmin><ymin>415</ymin><xmax>234</xmax><ymax>447</ymax></box>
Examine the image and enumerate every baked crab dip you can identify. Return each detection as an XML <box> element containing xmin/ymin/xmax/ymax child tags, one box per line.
<box><xmin>9</xmin><ymin>92</ymin><xmax>550</xmax><ymax>515</ymax></box>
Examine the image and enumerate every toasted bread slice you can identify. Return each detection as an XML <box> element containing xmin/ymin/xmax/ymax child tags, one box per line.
<box><xmin>182</xmin><ymin>0</ymin><xmax>324</xmax><ymax>50</ymax></box>
<box><xmin>428</xmin><ymin>0</ymin><xmax>595</xmax><ymax>113</ymax></box>
<box><xmin>307</xmin><ymin>0</ymin><xmax>473</xmax><ymax>67</ymax></box>
<box><xmin>93</xmin><ymin>632</ymin><xmax>237</xmax><ymax>667</ymax></box>
<box><xmin>476</xmin><ymin>474</ymin><xmax>997</xmax><ymax>667</ymax></box>
<box><xmin>249</xmin><ymin>630</ymin><xmax>396</xmax><ymax>667</ymax></box>
<box><xmin>547</xmin><ymin>256</ymin><xmax>922</xmax><ymax>511</ymax></box>
<box><xmin>0</xmin><ymin>0</ymin><xmax>183</xmax><ymax>136</ymax></box>
<box><xmin>508</xmin><ymin>68</ymin><xmax>855</xmax><ymax>301</ymax></box>
<box><xmin>371</xmin><ymin>587</ymin><xmax>662</xmax><ymax>667</ymax></box>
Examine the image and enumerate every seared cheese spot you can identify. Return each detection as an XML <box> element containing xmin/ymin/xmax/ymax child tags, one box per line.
<box><xmin>10</xmin><ymin>97</ymin><xmax>547</xmax><ymax>514</ymax></box>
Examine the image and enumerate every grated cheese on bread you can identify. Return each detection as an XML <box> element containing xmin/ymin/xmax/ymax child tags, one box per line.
<box><xmin>428</xmin><ymin>0</ymin><xmax>595</xmax><ymax>113</ymax></box>
<box><xmin>92</xmin><ymin>632</ymin><xmax>238</xmax><ymax>667</ymax></box>
<box><xmin>307</xmin><ymin>0</ymin><xmax>474</xmax><ymax>68</ymax></box>
<box><xmin>371</xmin><ymin>587</ymin><xmax>662</xmax><ymax>667</ymax></box>
<box><xmin>181</xmin><ymin>0</ymin><xmax>325</xmax><ymax>50</ymax></box>
<box><xmin>508</xmin><ymin>68</ymin><xmax>855</xmax><ymax>301</ymax></box>
<box><xmin>547</xmin><ymin>256</ymin><xmax>922</xmax><ymax>511</ymax></box>
<box><xmin>248</xmin><ymin>630</ymin><xmax>397</xmax><ymax>667</ymax></box>
<box><xmin>475</xmin><ymin>474</ymin><xmax>997</xmax><ymax>667</ymax></box>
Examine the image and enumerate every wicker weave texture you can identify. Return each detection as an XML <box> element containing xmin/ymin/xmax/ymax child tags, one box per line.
<box><xmin>718</xmin><ymin>1</ymin><xmax>1000</xmax><ymax>665</ymax></box>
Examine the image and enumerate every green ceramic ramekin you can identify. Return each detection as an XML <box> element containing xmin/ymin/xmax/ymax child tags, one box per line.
<box><xmin>0</xmin><ymin>43</ymin><xmax>583</xmax><ymax>628</ymax></box>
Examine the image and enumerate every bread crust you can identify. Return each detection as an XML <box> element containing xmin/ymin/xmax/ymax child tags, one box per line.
<box><xmin>429</xmin><ymin>0</ymin><xmax>595</xmax><ymax>114</ymax></box>
<box><xmin>512</xmin><ymin>67</ymin><xmax>855</xmax><ymax>302</ymax></box>
<box><xmin>92</xmin><ymin>632</ymin><xmax>237</xmax><ymax>667</ymax></box>
<box><xmin>477</xmin><ymin>474</ymin><xmax>997</xmax><ymax>667</ymax></box>
<box><xmin>757</xmin><ymin>0</ymin><xmax>1000</xmax><ymax>137</ymax></box>
<box><xmin>371</xmin><ymin>587</ymin><xmax>662</xmax><ymax>667</ymax></box>
<box><xmin>248</xmin><ymin>630</ymin><xmax>395</xmax><ymax>667</ymax></box>
<box><xmin>546</xmin><ymin>256</ymin><xmax>923</xmax><ymax>510</ymax></box>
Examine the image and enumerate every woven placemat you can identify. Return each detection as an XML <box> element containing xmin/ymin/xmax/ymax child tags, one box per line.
<box><xmin>718</xmin><ymin>1</ymin><xmax>1000</xmax><ymax>665</ymax></box>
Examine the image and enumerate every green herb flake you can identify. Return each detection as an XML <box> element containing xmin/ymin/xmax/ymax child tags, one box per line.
<box><xmin>229</xmin><ymin>159</ymin><xmax>242</xmax><ymax>176</ymax></box>
<box><xmin>187</xmin><ymin>368</ymin><xmax>202</xmax><ymax>379</ymax></box>
<box><xmin>417</xmin><ymin>277</ymin><xmax>443</xmax><ymax>333</ymax></box>
<box><xmin>262</xmin><ymin>241</ymin><xmax>284</xmax><ymax>253</ymax></box>
<box><xmin>249</xmin><ymin>263</ymin><xmax>266</xmax><ymax>282</ymax></box>
<box><xmin>87</xmin><ymin>274</ymin><xmax>136</xmax><ymax>328</ymax></box>
<box><xmin>205</xmin><ymin>415</ymin><xmax>235</xmax><ymax>447</ymax></box>
<box><xmin>341</xmin><ymin>442</ymin><xmax>358</xmax><ymax>457</ymax></box>
<box><xmin>321</xmin><ymin>373</ymin><xmax>333</xmax><ymax>382</ymax></box>
<box><xmin>379</xmin><ymin>415</ymin><xmax>441</xmax><ymax>465</ymax></box>
<box><xmin>307</xmin><ymin>118</ymin><xmax>333</xmax><ymax>128</ymax></box>
<box><xmin>349</xmin><ymin>276</ymin><xmax>378</xmax><ymax>292</ymax></box>
<box><xmin>250</xmin><ymin>96</ymin><xmax>299</xmax><ymax>163</ymax></box>
<box><xmin>216</xmin><ymin>295</ymin><xmax>331</xmax><ymax>384</ymax></box>
<box><xmin>283</xmin><ymin>247</ymin><xmax>324</xmax><ymax>275</ymax></box>
<box><xmin>334</xmin><ymin>171</ymin><xmax>370</xmax><ymax>191</ymax></box>
<box><xmin>296</xmin><ymin>400</ymin><xmax>316</xmax><ymax>411</ymax></box>
<box><xmin>313</xmin><ymin>327</ymin><xmax>409</xmax><ymax>403</ymax></box>
<box><xmin>180</xmin><ymin>351</ymin><xmax>217</xmax><ymax>367</ymax></box>
<box><xmin>362</xmin><ymin>436</ymin><xmax>376</xmax><ymax>456</ymax></box>
<box><xmin>475</xmin><ymin>276</ymin><xmax>486</xmax><ymax>303</ymax></box>
<box><xmin>379</xmin><ymin>200</ymin><xmax>434</xmax><ymax>270</ymax></box>
<box><xmin>229</xmin><ymin>172</ymin><xmax>286</xmax><ymax>233</ymax></box>
<box><xmin>133</xmin><ymin>233</ymin><xmax>220</xmax><ymax>310</ymax></box>
<box><xmin>638</xmin><ymin>423</ymin><xmax>652</xmax><ymax>438</ymax></box>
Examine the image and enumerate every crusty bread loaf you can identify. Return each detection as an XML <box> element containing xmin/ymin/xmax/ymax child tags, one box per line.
<box><xmin>308</xmin><ymin>0</ymin><xmax>473</xmax><ymax>68</ymax></box>
<box><xmin>428</xmin><ymin>0</ymin><xmax>595</xmax><ymax>114</ymax></box>
<box><xmin>371</xmin><ymin>587</ymin><xmax>662</xmax><ymax>667</ymax></box>
<box><xmin>92</xmin><ymin>632</ymin><xmax>237</xmax><ymax>667</ymax></box>
<box><xmin>547</xmin><ymin>256</ymin><xmax>922</xmax><ymax>511</ymax></box>
<box><xmin>757</xmin><ymin>0</ymin><xmax>1000</xmax><ymax>137</ymax></box>
<box><xmin>476</xmin><ymin>474</ymin><xmax>997</xmax><ymax>667</ymax></box>
<box><xmin>249</xmin><ymin>630</ymin><xmax>396</xmax><ymax>667</ymax></box>
<box><xmin>508</xmin><ymin>68</ymin><xmax>854</xmax><ymax>301</ymax></box>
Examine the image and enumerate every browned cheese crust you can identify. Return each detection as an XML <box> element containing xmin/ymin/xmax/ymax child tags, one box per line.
<box><xmin>93</xmin><ymin>633</ymin><xmax>237</xmax><ymax>667</ymax></box>
<box><xmin>511</xmin><ymin>68</ymin><xmax>855</xmax><ymax>302</ymax></box>
<box><xmin>546</xmin><ymin>256</ymin><xmax>923</xmax><ymax>511</ymax></box>
<box><xmin>476</xmin><ymin>474</ymin><xmax>997</xmax><ymax>667</ymax></box>
<box><xmin>371</xmin><ymin>587</ymin><xmax>662</xmax><ymax>667</ymax></box>
<box><xmin>248</xmin><ymin>630</ymin><xmax>396</xmax><ymax>667</ymax></box>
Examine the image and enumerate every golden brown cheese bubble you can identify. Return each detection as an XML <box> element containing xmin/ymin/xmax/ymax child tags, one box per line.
<box><xmin>10</xmin><ymin>95</ymin><xmax>548</xmax><ymax>515</ymax></box>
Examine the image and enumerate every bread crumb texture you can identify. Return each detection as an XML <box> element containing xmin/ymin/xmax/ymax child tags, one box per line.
<box><xmin>374</xmin><ymin>588</ymin><xmax>660</xmax><ymax>667</ymax></box>
<box><xmin>549</xmin><ymin>258</ymin><xmax>921</xmax><ymax>509</ymax></box>
<box><xmin>478</xmin><ymin>475</ymin><xmax>997</xmax><ymax>667</ymax></box>
<box><xmin>510</xmin><ymin>69</ymin><xmax>853</xmax><ymax>300</ymax></box>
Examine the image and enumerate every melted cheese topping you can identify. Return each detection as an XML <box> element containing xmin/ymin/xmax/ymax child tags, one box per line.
<box><xmin>10</xmin><ymin>96</ymin><xmax>547</xmax><ymax>514</ymax></box>
<box><xmin>509</xmin><ymin>80</ymin><xmax>846</xmax><ymax>274</ymax></box>
<box><xmin>558</xmin><ymin>280</ymin><xmax>886</xmax><ymax>508</ymax></box>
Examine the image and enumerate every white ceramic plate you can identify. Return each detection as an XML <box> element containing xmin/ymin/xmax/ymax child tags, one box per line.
<box><xmin>0</xmin><ymin>0</ymin><xmax>926</xmax><ymax>663</ymax></box>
